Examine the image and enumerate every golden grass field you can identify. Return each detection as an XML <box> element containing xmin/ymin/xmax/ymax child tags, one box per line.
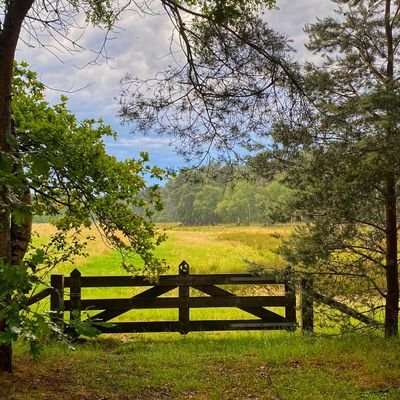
<box><xmin>32</xmin><ymin>223</ymin><xmax>292</xmax><ymax>276</ymax></box>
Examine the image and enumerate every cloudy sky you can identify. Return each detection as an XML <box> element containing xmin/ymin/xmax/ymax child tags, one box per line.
<box><xmin>16</xmin><ymin>0</ymin><xmax>336</xmax><ymax>171</ymax></box>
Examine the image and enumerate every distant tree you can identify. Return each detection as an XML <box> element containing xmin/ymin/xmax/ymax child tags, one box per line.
<box><xmin>216</xmin><ymin>181</ymin><xmax>255</xmax><ymax>225</ymax></box>
<box><xmin>262</xmin><ymin>0</ymin><xmax>400</xmax><ymax>337</ymax></box>
<box><xmin>156</xmin><ymin>167</ymin><xmax>293</xmax><ymax>225</ymax></box>
<box><xmin>255</xmin><ymin>181</ymin><xmax>294</xmax><ymax>224</ymax></box>
<box><xmin>193</xmin><ymin>184</ymin><xmax>224</xmax><ymax>225</ymax></box>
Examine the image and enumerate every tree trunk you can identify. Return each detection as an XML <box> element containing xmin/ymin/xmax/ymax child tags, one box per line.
<box><xmin>384</xmin><ymin>172</ymin><xmax>399</xmax><ymax>337</ymax></box>
<box><xmin>0</xmin><ymin>0</ymin><xmax>35</xmax><ymax>372</ymax></box>
<box><xmin>0</xmin><ymin>47</ymin><xmax>14</xmax><ymax>375</ymax></box>
<box><xmin>383</xmin><ymin>0</ymin><xmax>399</xmax><ymax>338</ymax></box>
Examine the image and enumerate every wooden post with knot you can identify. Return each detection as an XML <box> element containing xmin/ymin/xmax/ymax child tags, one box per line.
<box><xmin>178</xmin><ymin>261</ymin><xmax>190</xmax><ymax>334</ymax></box>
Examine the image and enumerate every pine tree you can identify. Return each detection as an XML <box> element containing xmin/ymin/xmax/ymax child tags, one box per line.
<box><xmin>269</xmin><ymin>0</ymin><xmax>400</xmax><ymax>336</ymax></box>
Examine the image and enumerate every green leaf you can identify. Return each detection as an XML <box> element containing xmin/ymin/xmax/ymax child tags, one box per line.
<box><xmin>69</xmin><ymin>318</ymin><xmax>101</xmax><ymax>338</ymax></box>
<box><xmin>31</xmin><ymin>156</ymin><xmax>50</xmax><ymax>176</ymax></box>
<box><xmin>0</xmin><ymin>153</ymin><xmax>13</xmax><ymax>174</ymax></box>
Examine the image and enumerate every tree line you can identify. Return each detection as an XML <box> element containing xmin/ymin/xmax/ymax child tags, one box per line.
<box><xmin>155</xmin><ymin>169</ymin><xmax>294</xmax><ymax>226</ymax></box>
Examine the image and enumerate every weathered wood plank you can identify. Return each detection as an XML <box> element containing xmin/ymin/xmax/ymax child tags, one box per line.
<box><xmin>301</xmin><ymin>276</ymin><xmax>314</xmax><ymax>333</ymax></box>
<box><xmin>98</xmin><ymin>321</ymin><xmax>181</xmax><ymax>333</ymax></box>
<box><xmin>65</xmin><ymin>297</ymin><xmax>180</xmax><ymax>310</ymax></box>
<box><xmin>50</xmin><ymin>275</ymin><xmax>64</xmax><ymax>331</ymax></box>
<box><xmin>188</xmin><ymin>275</ymin><xmax>285</xmax><ymax>285</ymax></box>
<box><xmin>65</xmin><ymin>295</ymin><xmax>289</xmax><ymax>311</ymax></box>
<box><xmin>312</xmin><ymin>290</ymin><xmax>381</xmax><ymax>327</ymax></box>
<box><xmin>97</xmin><ymin>320</ymin><xmax>297</xmax><ymax>334</ymax></box>
<box><xmin>88</xmin><ymin>285</ymin><xmax>177</xmax><ymax>322</ymax></box>
<box><xmin>179</xmin><ymin>261</ymin><xmax>190</xmax><ymax>334</ymax></box>
<box><xmin>284</xmin><ymin>267</ymin><xmax>297</xmax><ymax>327</ymax></box>
<box><xmin>64</xmin><ymin>274</ymin><xmax>284</xmax><ymax>288</ymax></box>
<box><xmin>28</xmin><ymin>287</ymin><xmax>53</xmax><ymax>306</ymax></box>
<box><xmin>189</xmin><ymin>296</ymin><xmax>288</xmax><ymax>308</ymax></box>
<box><xmin>65</xmin><ymin>275</ymin><xmax>171</xmax><ymax>288</ymax></box>
<box><xmin>188</xmin><ymin>320</ymin><xmax>297</xmax><ymax>332</ymax></box>
<box><xmin>70</xmin><ymin>269</ymin><xmax>81</xmax><ymax>323</ymax></box>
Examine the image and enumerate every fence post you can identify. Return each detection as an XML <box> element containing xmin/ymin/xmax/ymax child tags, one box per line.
<box><xmin>50</xmin><ymin>274</ymin><xmax>65</xmax><ymax>332</ymax></box>
<box><xmin>70</xmin><ymin>269</ymin><xmax>82</xmax><ymax>333</ymax></box>
<box><xmin>284</xmin><ymin>266</ymin><xmax>297</xmax><ymax>331</ymax></box>
<box><xmin>301</xmin><ymin>275</ymin><xmax>314</xmax><ymax>334</ymax></box>
<box><xmin>178</xmin><ymin>261</ymin><xmax>190</xmax><ymax>334</ymax></box>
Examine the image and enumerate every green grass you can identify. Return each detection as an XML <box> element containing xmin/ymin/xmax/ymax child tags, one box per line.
<box><xmin>2</xmin><ymin>224</ymin><xmax>399</xmax><ymax>399</ymax></box>
<box><xmin>3</xmin><ymin>333</ymin><xmax>400</xmax><ymax>399</ymax></box>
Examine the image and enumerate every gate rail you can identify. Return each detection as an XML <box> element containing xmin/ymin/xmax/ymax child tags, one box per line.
<box><xmin>48</xmin><ymin>261</ymin><xmax>297</xmax><ymax>334</ymax></box>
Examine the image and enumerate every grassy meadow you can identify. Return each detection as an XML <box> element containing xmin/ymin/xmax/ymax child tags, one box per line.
<box><xmin>30</xmin><ymin>223</ymin><xmax>291</xmax><ymax>322</ymax></box>
<box><xmin>1</xmin><ymin>224</ymin><xmax>400</xmax><ymax>400</ymax></box>
<box><xmin>31</xmin><ymin>223</ymin><xmax>290</xmax><ymax>275</ymax></box>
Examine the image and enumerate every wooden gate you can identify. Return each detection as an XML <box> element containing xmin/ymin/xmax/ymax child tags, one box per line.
<box><xmin>49</xmin><ymin>261</ymin><xmax>297</xmax><ymax>334</ymax></box>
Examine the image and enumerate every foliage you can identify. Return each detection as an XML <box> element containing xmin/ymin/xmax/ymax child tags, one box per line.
<box><xmin>180</xmin><ymin>0</ymin><xmax>275</xmax><ymax>24</ymax></box>
<box><xmin>0</xmin><ymin>229</ymin><xmax>91</xmax><ymax>358</ymax></box>
<box><xmin>0</xmin><ymin>62</ymin><xmax>167</xmax><ymax>355</ymax></box>
<box><xmin>119</xmin><ymin>8</ymin><xmax>301</xmax><ymax>166</ymax></box>
<box><xmin>12</xmin><ymin>61</ymin><xmax>166</xmax><ymax>274</ymax></box>
<box><xmin>258</xmin><ymin>0</ymin><xmax>400</xmax><ymax>336</ymax></box>
<box><xmin>156</xmin><ymin>167</ymin><xmax>294</xmax><ymax>225</ymax></box>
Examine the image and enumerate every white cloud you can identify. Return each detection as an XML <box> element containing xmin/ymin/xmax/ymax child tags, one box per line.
<box><xmin>265</xmin><ymin>0</ymin><xmax>336</xmax><ymax>60</ymax></box>
<box><xmin>15</xmin><ymin>0</ymin><xmax>338</xmax><ymax>166</ymax></box>
<box><xmin>17</xmin><ymin>5</ymin><xmax>174</xmax><ymax>120</ymax></box>
<box><xmin>104</xmin><ymin>135</ymin><xmax>183</xmax><ymax>169</ymax></box>
<box><xmin>107</xmin><ymin>136</ymin><xmax>172</xmax><ymax>150</ymax></box>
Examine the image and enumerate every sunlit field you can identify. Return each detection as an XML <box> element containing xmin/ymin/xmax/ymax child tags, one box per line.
<box><xmin>2</xmin><ymin>224</ymin><xmax>400</xmax><ymax>400</ymax></box>
<box><xmin>31</xmin><ymin>223</ymin><xmax>292</xmax><ymax>323</ymax></box>
<box><xmin>32</xmin><ymin>223</ymin><xmax>292</xmax><ymax>276</ymax></box>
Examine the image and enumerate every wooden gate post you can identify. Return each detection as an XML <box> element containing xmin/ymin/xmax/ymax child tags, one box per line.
<box><xmin>178</xmin><ymin>261</ymin><xmax>190</xmax><ymax>334</ymax></box>
<box><xmin>284</xmin><ymin>266</ymin><xmax>297</xmax><ymax>331</ymax></box>
<box><xmin>50</xmin><ymin>274</ymin><xmax>65</xmax><ymax>332</ymax></box>
<box><xmin>70</xmin><ymin>269</ymin><xmax>82</xmax><ymax>332</ymax></box>
<box><xmin>301</xmin><ymin>275</ymin><xmax>314</xmax><ymax>334</ymax></box>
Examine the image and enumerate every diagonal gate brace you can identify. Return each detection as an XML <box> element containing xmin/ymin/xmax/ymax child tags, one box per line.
<box><xmin>87</xmin><ymin>285</ymin><xmax>177</xmax><ymax>322</ymax></box>
<box><xmin>192</xmin><ymin>285</ymin><xmax>287</xmax><ymax>322</ymax></box>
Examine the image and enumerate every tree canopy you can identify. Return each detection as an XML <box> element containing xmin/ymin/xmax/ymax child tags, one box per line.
<box><xmin>156</xmin><ymin>168</ymin><xmax>294</xmax><ymax>225</ymax></box>
<box><xmin>0</xmin><ymin>62</ymin><xmax>167</xmax><ymax>364</ymax></box>
<box><xmin>256</xmin><ymin>0</ymin><xmax>400</xmax><ymax>337</ymax></box>
<box><xmin>119</xmin><ymin>7</ymin><xmax>301</xmax><ymax>166</ymax></box>
<box><xmin>12</xmin><ymin>61</ymin><xmax>166</xmax><ymax>273</ymax></box>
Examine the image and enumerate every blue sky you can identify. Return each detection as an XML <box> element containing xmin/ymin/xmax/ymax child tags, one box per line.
<box><xmin>16</xmin><ymin>0</ymin><xmax>335</xmax><ymax>171</ymax></box>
